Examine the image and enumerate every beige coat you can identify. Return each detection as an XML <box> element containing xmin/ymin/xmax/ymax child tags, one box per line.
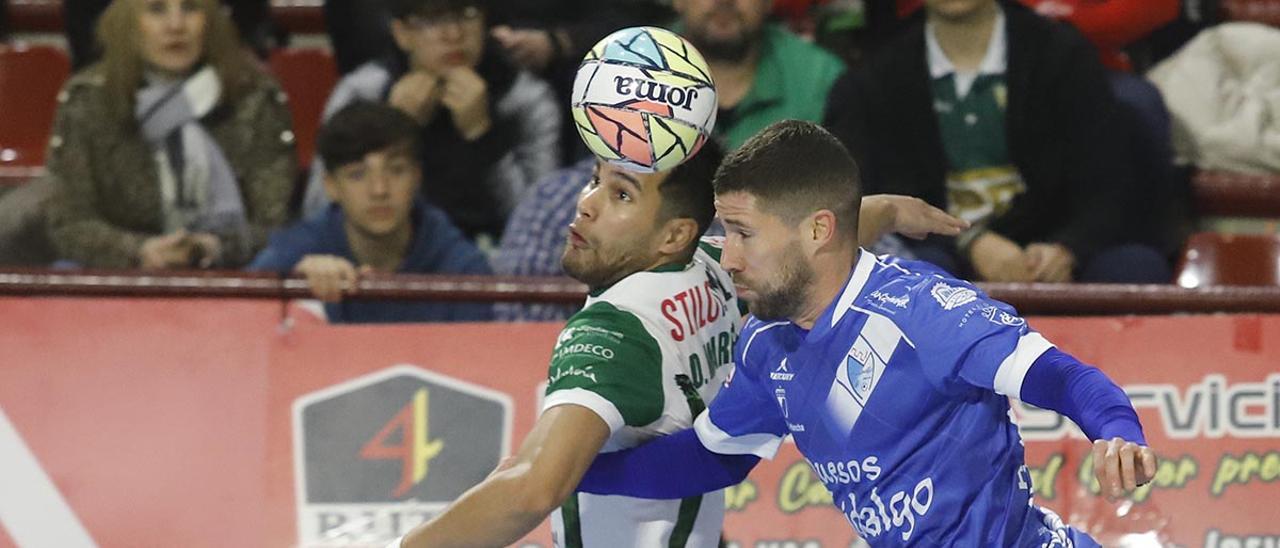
<box><xmin>1148</xmin><ymin>23</ymin><xmax>1280</xmax><ymax>174</ymax></box>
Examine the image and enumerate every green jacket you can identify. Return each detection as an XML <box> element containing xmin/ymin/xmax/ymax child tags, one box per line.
<box><xmin>715</xmin><ymin>24</ymin><xmax>847</xmax><ymax>149</ymax></box>
<box><xmin>43</xmin><ymin>65</ymin><xmax>296</xmax><ymax>268</ymax></box>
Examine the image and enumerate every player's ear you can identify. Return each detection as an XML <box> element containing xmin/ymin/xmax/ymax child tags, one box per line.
<box><xmin>806</xmin><ymin>209</ymin><xmax>838</xmax><ymax>250</ymax></box>
<box><xmin>658</xmin><ymin>217</ymin><xmax>700</xmax><ymax>258</ymax></box>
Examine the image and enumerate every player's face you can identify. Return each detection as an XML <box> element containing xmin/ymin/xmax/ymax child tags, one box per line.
<box><xmin>676</xmin><ymin>0</ymin><xmax>770</xmax><ymax>62</ymax></box>
<box><xmin>561</xmin><ymin>162</ymin><xmax>670</xmax><ymax>289</ymax></box>
<box><xmin>324</xmin><ymin>146</ymin><xmax>421</xmax><ymax>240</ymax></box>
<box><xmin>715</xmin><ymin>191</ymin><xmax>815</xmax><ymax>321</ymax></box>
<box><xmin>924</xmin><ymin>0</ymin><xmax>997</xmax><ymax>21</ymax></box>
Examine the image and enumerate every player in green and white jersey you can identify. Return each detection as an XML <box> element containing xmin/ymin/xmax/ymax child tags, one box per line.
<box><xmin>391</xmin><ymin>140</ymin><xmax>967</xmax><ymax>548</ymax></box>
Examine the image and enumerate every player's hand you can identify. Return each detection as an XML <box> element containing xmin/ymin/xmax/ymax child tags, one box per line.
<box><xmin>1092</xmin><ymin>437</ymin><xmax>1157</xmax><ymax>501</ymax></box>
<box><xmin>294</xmin><ymin>254</ymin><xmax>360</xmax><ymax>302</ymax></box>
<box><xmin>389</xmin><ymin>71</ymin><xmax>443</xmax><ymax>125</ymax></box>
<box><xmin>1025</xmin><ymin>242</ymin><xmax>1075</xmax><ymax>283</ymax></box>
<box><xmin>441</xmin><ymin>67</ymin><xmax>492</xmax><ymax>141</ymax></box>
<box><xmin>883</xmin><ymin>195</ymin><xmax>969</xmax><ymax>240</ymax></box>
<box><xmin>491</xmin><ymin>25</ymin><xmax>557</xmax><ymax>71</ymax></box>
<box><xmin>969</xmin><ymin>231</ymin><xmax>1035</xmax><ymax>283</ymax></box>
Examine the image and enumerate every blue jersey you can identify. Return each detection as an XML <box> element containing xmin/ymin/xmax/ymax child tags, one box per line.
<box><xmin>694</xmin><ymin>251</ymin><xmax>1082</xmax><ymax>546</ymax></box>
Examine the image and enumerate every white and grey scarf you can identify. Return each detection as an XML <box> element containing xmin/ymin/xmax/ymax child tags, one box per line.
<box><xmin>136</xmin><ymin>66</ymin><xmax>248</xmax><ymax>239</ymax></box>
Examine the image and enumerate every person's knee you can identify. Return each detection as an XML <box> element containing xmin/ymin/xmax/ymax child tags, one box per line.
<box><xmin>1079</xmin><ymin>244</ymin><xmax>1171</xmax><ymax>284</ymax></box>
<box><xmin>1108</xmin><ymin>72</ymin><xmax>1170</xmax><ymax>130</ymax></box>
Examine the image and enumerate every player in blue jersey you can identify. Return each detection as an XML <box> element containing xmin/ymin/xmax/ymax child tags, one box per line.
<box><xmin>577</xmin><ymin>120</ymin><xmax>1157</xmax><ymax>547</ymax></box>
<box><xmin>382</xmin><ymin>135</ymin><xmax>968</xmax><ymax>548</ymax></box>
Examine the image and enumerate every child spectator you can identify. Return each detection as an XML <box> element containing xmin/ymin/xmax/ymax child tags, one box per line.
<box><xmin>251</xmin><ymin>101</ymin><xmax>493</xmax><ymax>323</ymax></box>
<box><xmin>301</xmin><ymin>0</ymin><xmax>561</xmax><ymax>244</ymax></box>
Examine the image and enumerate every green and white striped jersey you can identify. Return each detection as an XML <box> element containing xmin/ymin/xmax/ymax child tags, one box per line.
<box><xmin>544</xmin><ymin>239</ymin><xmax>741</xmax><ymax>548</ymax></box>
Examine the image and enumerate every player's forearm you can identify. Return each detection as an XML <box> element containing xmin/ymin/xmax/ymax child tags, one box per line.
<box><xmin>399</xmin><ymin>464</ymin><xmax>561</xmax><ymax>548</ymax></box>
<box><xmin>577</xmin><ymin>428</ymin><xmax>759</xmax><ymax>498</ymax></box>
<box><xmin>857</xmin><ymin>195</ymin><xmax>894</xmax><ymax>247</ymax></box>
<box><xmin>1020</xmin><ymin>347</ymin><xmax>1146</xmax><ymax>444</ymax></box>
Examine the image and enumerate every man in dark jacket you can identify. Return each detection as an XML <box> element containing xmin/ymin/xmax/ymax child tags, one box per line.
<box><xmin>249</xmin><ymin>101</ymin><xmax>493</xmax><ymax>323</ymax></box>
<box><xmin>825</xmin><ymin>0</ymin><xmax>1169</xmax><ymax>283</ymax></box>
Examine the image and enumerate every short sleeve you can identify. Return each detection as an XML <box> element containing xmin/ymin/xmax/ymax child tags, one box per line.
<box><xmin>694</xmin><ymin>318</ymin><xmax>789</xmax><ymax>459</ymax></box>
<box><xmin>906</xmin><ymin>278</ymin><xmax>1055</xmax><ymax>397</ymax></box>
<box><xmin>543</xmin><ymin>302</ymin><xmax>664</xmax><ymax>434</ymax></box>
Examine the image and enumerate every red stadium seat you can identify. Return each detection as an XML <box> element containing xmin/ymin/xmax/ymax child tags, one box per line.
<box><xmin>0</xmin><ymin>44</ymin><xmax>71</xmax><ymax>169</ymax></box>
<box><xmin>1176</xmin><ymin>232</ymin><xmax>1280</xmax><ymax>287</ymax></box>
<box><xmin>267</xmin><ymin>47</ymin><xmax>337</xmax><ymax>168</ymax></box>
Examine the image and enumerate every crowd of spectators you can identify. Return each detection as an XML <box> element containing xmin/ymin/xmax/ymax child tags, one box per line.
<box><xmin>0</xmin><ymin>0</ymin><xmax>1240</xmax><ymax>322</ymax></box>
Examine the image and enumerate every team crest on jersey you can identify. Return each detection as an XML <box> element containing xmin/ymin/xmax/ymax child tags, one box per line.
<box><xmin>825</xmin><ymin>317</ymin><xmax>904</xmax><ymax>433</ymax></box>
<box><xmin>982</xmin><ymin>305</ymin><xmax>1025</xmax><ymax>327</ymax></box>
<box><xmin>930</xmin><ymin>282</ymin><xmax>978</xmax><ymax>311</ymax></box>
<box><xmin>840</xmin><ymin>339</ymin><xmax>882</xmax><ymax>406</ymax></box>
<box><xmin>847</xmin><ymin>355</ymin><xmax>874</xmax><ymax>395</ymax></box>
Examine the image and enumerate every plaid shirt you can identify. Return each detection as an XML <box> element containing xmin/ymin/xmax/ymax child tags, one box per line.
<box><xmin>492</xmin><ymin>158</ymin><xmax>594</xmax><ymax>321</ymax></box>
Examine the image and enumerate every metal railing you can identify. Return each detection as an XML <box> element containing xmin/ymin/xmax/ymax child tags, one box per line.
<box><xmin>4</xmin><ymin>268</ymin><xmax>1280</xmax><ymax>315</ymax></box>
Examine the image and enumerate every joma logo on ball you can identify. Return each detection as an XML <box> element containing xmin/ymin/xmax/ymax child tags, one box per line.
<box><xmin>613</xmin><ymin>76</ymin><xmax>700</xmax><ymax>110</ymax></box>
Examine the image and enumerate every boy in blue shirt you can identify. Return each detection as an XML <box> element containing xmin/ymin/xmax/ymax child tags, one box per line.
<box><xmin>578</xmin><ymin>120</ymin><xmax>1156</xmax><ymax>546</ymax></box>
<box><xmin>249</xmin><ymin>102</ymin><xmax>492</xmax><ymax>323</ymax></box>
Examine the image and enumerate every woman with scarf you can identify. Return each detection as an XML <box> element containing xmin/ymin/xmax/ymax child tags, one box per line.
<box><xmin>44</xmin><ymin>0</ymin><xmax>295</xmax><ymax>269</ymax></box>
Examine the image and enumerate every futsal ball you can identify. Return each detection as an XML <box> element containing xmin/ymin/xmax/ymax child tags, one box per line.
<box><xmin>571</xmin><ymin>27</ymin><xmax>717</xmax><ymax>173</ymax></box>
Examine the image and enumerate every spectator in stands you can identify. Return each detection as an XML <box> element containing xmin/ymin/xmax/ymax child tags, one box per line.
<box><xmin>43</xmin><ymin>0</ymin><xmax>294</xmax><ymax>269</ymax></box>
<box><xmin>323</xmin><ymin>0</ymin><xmax>668</xmax><ymax>162</ymax></box>
<box><xmin>251</xmin><ymin>102</ymin><xmax>493</xmax><ymax>323</ymax></box>
<box><xmin>488</xmin><ymin>0</ymin><xmax>674</xmax><ymax>161</ymax></box>
<box><xmin>825</xmin><ymin>0</ymin><xmax>1170</xmax><ymax>283</ymax></box>
<box><xmin>676</xmin><ymin>0</ymin><xmax>847</xmax><ymax>149</ymax></box>
<box><xmin>301</xmin><ymin>0</ymin><xmax>561</xmax><ymax>245</ymax></box>
<box><xmin>1025</xmin><ymin>0</ymin><xmax>1183</xmax><ymax>256</ymax></box>
<box><xmin>64</xmin><ymin>0</ymin><xmax>275</xmax><ymax>69</ymax></box>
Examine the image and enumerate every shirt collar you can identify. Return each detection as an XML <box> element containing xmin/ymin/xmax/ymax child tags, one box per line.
<box><xmin>925</xmin><ymin>7</ymin><xmax>1008</xmax><ymax>79</ymax></box>
<box><xmin>829</xmin><ymin>249</ymin><xmax>878</xmax><ymax>327</ymax></box>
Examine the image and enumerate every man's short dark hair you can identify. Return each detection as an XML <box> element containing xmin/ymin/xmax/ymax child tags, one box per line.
<box><xmin>657</xmin><ymin>139</ymin><xmax>726</xmax><ymax>251</ymax></box>
<box><xmin>713</xmin><ymin>120</ymin><xmax>861</xmax><ymax>237</ymax></box>
<box><xmin>317</xmin><ymin>101</ymin><xmax>421</xmax><ymax>173</ymax></box>
<box><xmin>388</xmin><ymin>0</ymin><xmax>484</xmax><ymax>20</ymax></box>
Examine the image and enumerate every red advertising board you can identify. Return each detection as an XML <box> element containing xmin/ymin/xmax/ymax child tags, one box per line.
<box><xmin>1</xmin><ymin>297</ymin><xmax>1278</xmax><ymax>547</ymax></box>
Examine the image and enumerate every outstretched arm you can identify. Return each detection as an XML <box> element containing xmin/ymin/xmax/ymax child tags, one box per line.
<box><xmin>578</xmin><ymin>426</ymin><xmax>760</xmax><ymax>499</ymax></box>
<box><xmin>859</xmin><ymin>195</ymin><xmax>969</xmax><ymax>248</ymax></box>
<box><xmin>1021</xmin><ymin>348</ymin><xmax>1157</xmax><ymax>500</ymax></box>
<box><xmin>395</xmin><ymin>404</ymin><xmax>609</xmax><ymax>548</ymax></box>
